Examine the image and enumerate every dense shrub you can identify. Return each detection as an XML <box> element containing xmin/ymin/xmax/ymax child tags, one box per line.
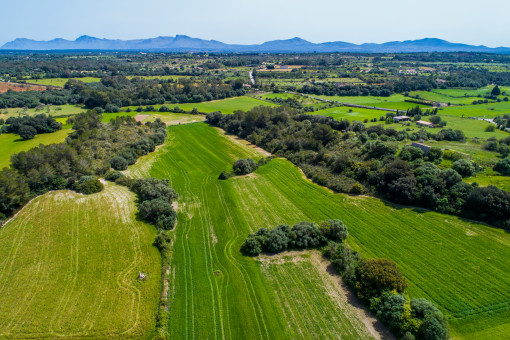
<box><xmin>453</xmin><ymin>159</ymin><xmax>475</xmax><ymax>177</ymax></box>
<box><xmin>73</xmin><ymin>176</ymin><xmax>104</xmax><ymax>194</ymax></box>
<box><xmin>233</xmin><ymin>158</ymin><xmax>257</xmax><ymax>175</ymax></box>
<box><xmin>132</xmin><ymin>178</ymin><xmax>178</xmax><ymax>202</ymax></box>
<box><xmin>139</xmin><ymin>198</ymin><xmax>176</xmax><ymax>230</ymax></box>
<box><xmin>355</xmin><ymin>258</ymin><xmax>408</xmax><ymax>300</ymax></box>
<box><xmin>109</xmin><ymin>156</ymin><xmax>129</xmax><ymax>170</ymax></box>
<box><xmin>494</xmin><ymin>157</ymin><xmax>510</xmax><ymax>175</ymax></box>
<box><xmin>18</xmin><ymin>125</ymin><xmax>38</xmax><ymax>140</ymax></box>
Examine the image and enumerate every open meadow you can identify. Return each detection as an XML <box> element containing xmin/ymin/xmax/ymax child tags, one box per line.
<box><xmin>0</xmin><ymin>128</ymin><xmax>72</xmax><ymax>169</ymax></box>
<box><xmin>27</xmin><ymin>77</ymin><xmax>101</xmax><ymax>87</ymax></box>
<box><xmin>0</xmin><ymin>182</ymin><xmax>161</xmax><ymax>338</ymax></box>
<box><xmin>127</xmin><ymin>122</ymin><xmax>510</xmax><ymax>339</ymax></box>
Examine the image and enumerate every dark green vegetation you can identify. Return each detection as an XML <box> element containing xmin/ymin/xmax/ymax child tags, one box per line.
<box><xmin>1</xmin><ymin>114</ymin><xmax>62</xmax><ymax>139</ymax></box>
<box><xmin>244</xmin><ymin>220</ymin><xmax>448</xmax><ymax>339</ymax></box>
<box><xmin>219</xmin><ymin>156</ymin><xmax>273</xmax><ymax>179</ymax></box>
<box><xmin>0</xmin><ymin>110</ymin><xmax>166</xmax><ymax>223</ymax></box>
<box><xmin>207</xmin><ymin>107</ymin><xmax>510</xmax><ymax>230</ymax></box>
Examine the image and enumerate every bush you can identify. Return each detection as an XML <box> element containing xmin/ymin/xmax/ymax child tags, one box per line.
<box><xmin>138</xmin><ymin>198</ymin><xmax>176</xmax><ymax>230</ymax></box>
<box><xmin>241</xmin><ymin>235</ymin><xmax>262</xmax><ymax>256</ymax></box>
<box><xmin>132</xmin><ymin>178</ymin><xmax>178</xmax><ymax>202</ymax></box>
<box><xmin>233</xmin><ymin>158</ymin><xmax>257</xmax><ymax>175</ymax></box>
<box><xmin>73</xmin><ymin>176</ymin><xmax>103</xmax><ymax>194</ymax></box>
<box><xmin>319</xmin><ymin>219</ymin><xmax>348</xmax><ymax>242</ymax></box>
<box><xmin>18</xmin><ymin>125</ymin><xmax>37</xmax><ymax>140</ymax></box>
<box><xmin>109</xmin><ymin>156</ymin><xmax>129</xmax><ymax>170</ymax></box>
<box><xmin>452</xmin><ymin>159</ymin><xmax>475</xmax><ymax>177</ymax></box>
<box><xmin>105</xmin><ymin>171</ymin><xmax>123</xmax><ymax>182</ymax></box>
<box><xmin>355</xmin><ymin>258</ymin><xmax>408</xmax><ymax>300</ymax></box>
<box><xmin>494</xmin><ymin>157</ymin><xmax>510</xmax><ymax>176</ymax></box>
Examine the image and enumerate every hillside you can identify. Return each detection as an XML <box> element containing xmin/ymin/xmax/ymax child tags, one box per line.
<box><xmin>0</xmin><ymin>183</ymin><xmax>161</xmax><ymax>338</ymax></box>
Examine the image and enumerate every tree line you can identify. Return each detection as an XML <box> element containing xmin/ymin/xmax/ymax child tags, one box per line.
<box><xmin>242</xmin><ymin>220</ymin><xmax>448</xmax><ymax>339</ymax></box>
<box><xmin>0</xmin><ymin>110</ymin><xmax>167</xmax><ymax>223</ymax></box>
<box><xmin>207</xmin><ymin>106</ymin><xmax>510</xmax><ymax>230</ymax></box>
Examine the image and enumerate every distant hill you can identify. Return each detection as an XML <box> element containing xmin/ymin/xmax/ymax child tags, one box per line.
<box><xmin>2</xmin><ymin>35</ymin><xmax>510</xmax><ymax>54</ymax></box>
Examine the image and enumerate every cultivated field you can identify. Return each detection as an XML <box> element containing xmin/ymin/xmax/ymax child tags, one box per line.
<box><xmin>128</xmin><ymin>122</ymin><xmax>510</xmax><ymax>339</ymax></box>
<box><xmin>126</xmin><ymin>123</ymin><xmax>384</xmax><ymax>339</ymax></box>
<box><xmin>0</xmin><ymin>183</ymin><xmax>161</xmax><ymax>338</ymax></box>
<box><xmin>27</xmin><ymin>77</ymin><xmax>101</xmax><ymax>87</ymax></box>
<box><xmin>0</xmin><ymin>128</ymin><xmax>72</xmax><ymax>169</ymax></box>
<box><xmin>0</xmin><ymin>82</ymin><xmax>47</xmax><ymax>93</ymax></box>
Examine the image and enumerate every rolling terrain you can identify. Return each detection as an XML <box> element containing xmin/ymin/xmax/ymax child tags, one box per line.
<box><xmin>0</xmin><ymin>182</ymin><xmax>161</xmax><ymax>338</ymax></box>
<box><xmin>128</xmin><ymin>122</ymin><xmax>510</xmax><ymax>339</ymax></box>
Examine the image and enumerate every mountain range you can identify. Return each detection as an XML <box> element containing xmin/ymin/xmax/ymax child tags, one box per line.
<box><xmin>2</xmin><ymin>35</ymin><xmax>510</xmax><ymax>54</ymax></box>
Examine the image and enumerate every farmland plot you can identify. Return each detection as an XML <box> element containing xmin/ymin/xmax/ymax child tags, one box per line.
<box><xmin>0</xmin><ymin>183</ymin><xmax>161</xmax><ymax>338</ymax></box>
<box><xmin>130</xmin><ymin>122</ymin><xmax>510</xmax><ymax>339</ymax></box>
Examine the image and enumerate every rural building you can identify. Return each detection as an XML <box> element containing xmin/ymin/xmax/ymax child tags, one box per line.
<box><xmin>416</xmin><ymin>120</ymin><xmax>434</xmax><ymax>128</ymax></box>
<box><xmin>411</xmin><ymin>142</ymin><xmax>432</xmax><ymax>153</ymax></box>
<box><xmin>393</xmin><ymin>116</ymin><xmax>411</xmax><ymax>122</ymax></box>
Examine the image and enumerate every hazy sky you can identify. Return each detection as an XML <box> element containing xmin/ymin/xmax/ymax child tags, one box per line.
<box><xmin>1</xmin><ymin>0</ymin><xmax>509</xmax><ymax>47</ymax></box>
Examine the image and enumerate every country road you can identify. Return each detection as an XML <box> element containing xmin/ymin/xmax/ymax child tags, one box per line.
<box><xmin>249</xmin><ymin>70</ymin><xmax>255</xmax><ymax>85</ymax></box>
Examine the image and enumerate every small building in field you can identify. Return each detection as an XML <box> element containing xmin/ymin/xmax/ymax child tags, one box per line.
<box><xmin>393</xmin><ymin>116</ymin><xmax>411</xmax><ymax>122</ymax></box>
<box><xmin>411</xmin><ymin>142</ymin><xmax>432</xmax><ymax>153</ymax></box>
<box><xmin>416</xmin><ymin>120</ymin><xmax>434</xmax><ymax>128</ymax></box>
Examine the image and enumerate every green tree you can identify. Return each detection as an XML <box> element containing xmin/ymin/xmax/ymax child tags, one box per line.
<box><xmin>355</xmin><ymin>258</ymin><xmax>408</xmax><ymax>300</ymax></box>
<box><xmin>18</xmin><ymin>125</ymin><xmax>37</xmax><ymax>140</ymax></box>
<box><xmin>492</xmin><ymin>85</ymin><xmax>501</xmax><ymax>96</ymax></box>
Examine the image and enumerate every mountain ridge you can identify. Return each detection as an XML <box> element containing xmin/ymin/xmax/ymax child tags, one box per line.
<box><xmin>2</xmin><ymin>35</ymin><xmax>510</xmax><ymax>54</ymax></box>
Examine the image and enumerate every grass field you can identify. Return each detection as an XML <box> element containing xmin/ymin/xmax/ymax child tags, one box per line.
<box><xmin>408</xmin><ymin>91</ymin><xmax>485</xmax><ymax>105</ymax></box>
<box><xmin>465</xmin><ymin>169</ymin><xmax>510</xmax><ymax>191</ymax></box>
<box><xmin>1</xmin><ymin>104</ymin><xmax>86</xmax><ymax>119</ymax></box>
<box><xmin>0</xmin><ymin>183</ymin><xmax>161</xmax><ymax>338</ymax></box>
<box><xmin>312</xmin><ymin>106</ymin><xmax>387</xmax><ymax>122</ymax></box>
<box><xmin>27</xmin><ymin>77</ymin><xmax>101</xmax><ymax>87</ymax></box>
<box><xmin>129</xmin><ymin>123</ymin><xmax>510</xmax><ymax>339</ymax></box>
<box><xmin>0</xmin><ymin>129</ymin><xmax>72</xmax><ymax>169</ymax></box>
<box><xmin>317</xmin><ymin>94</ymin><xmax>409</xmax><ymax>105</ymax></box>
<box><xmin>439</xmin><ymin>101</ymin><xmax>510</xmax><ymax>118</ymax></box>
<box><xmin>173</xmin><ymin>96</ymin><xmax>277</xmax><ymax>114</ymax></box>
<box><xmin>126</xmin><ymin>123</ymin><xmax>383</xmax><ymax>339</ymax></box>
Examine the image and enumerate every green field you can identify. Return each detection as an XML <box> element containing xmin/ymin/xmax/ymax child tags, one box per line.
<box><xmin>0</xmin><ymin>129</ymin><xmax>72</xmax><ymax>169</ymax></box>
<box><xmin>437</xmin><ymin>116</ymin><xmax>509</xmax><ymax>139</ymax></box>
<box><xmin>0</xmin><ymin>183</ymin><xmax>161</xmax><ymax>338</ymax></box>
<box><xmin>408</xmin><ymin>91</ymin><xmax>486</xmax><ymax>105</ymax></box>
<box><xmin>1</xmin><ymin>104</ymin><xmax>86</xmax><ymax>119</ymax></box>
<box><xmin>317</xmin><ymin>94</ymin><xmax>409</xmax><ymax>105</ymax></box>
<box><xmin>465</xmin><ymin>169</ymin><xmax>510</xmax><ymax>191</ymax></box>
<box><xmin>128</xmin><ymin>123</ymin><xmax>510</xmax><ymax>339</ymax></box>
<box><xmin>440</xmin><ymin>101</ymin><xmax>510</xmax><ymax>118</ymax></box>
<box><xmin>312</xmin><ymin>106</ymin><xmax>388</xmax><ymax>122</ymax></box>
<box><xmin>27</xmin><ymin>77</ymin><xmax>101</xmax><ymax>86</ymax></box>
<box><xmin>174</xmin><ymin>96</ymin><xmax>277</xmax><ymax>114</ymax></box>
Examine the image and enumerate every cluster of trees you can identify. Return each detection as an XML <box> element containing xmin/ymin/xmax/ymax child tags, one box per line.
<box><xmin>243</xmin><ymin>220</ymin><xmax>448</xmax><ymax>339</ymax></box>
<box><xmin>241</xmin><ymin>220</ymin><xmax>348</xmax><ymax>256</ymax></box>
<box><xmin>1</xmin><ymin>114</ymin><xmax>62</xmax><ymax>140</ymax></box>
<box><xmin>324</xmin><ymin>231</ymin><xmax>448</xmax><ymax>339</ymax></box>
<box><xmin>106</xmin><ymin>174</ymin><xmax>178</xmax><ymax>230</ymax></box>
<box><xmin>207</xmin><ymin>106</ymin><xmax>510</xmax><ymax>230</ymax></box>
<box><xmin>219</xmin><ymin>157</ymin><xmax>273</xmax><ymax>179</ymax></box>
<box><xmin>132</xmin><ymin>178</ymin><xmax>178</xmax><ymax>230</ymax></box>
<box><xmin>0</xmin><ymin>110</ymin><xmax>166</xmax><ymax>223</ymax></box>
<box><xmin>0</xmin><ymin>76</ymin><xmax>246</xmax><ymax>110</ymax></box>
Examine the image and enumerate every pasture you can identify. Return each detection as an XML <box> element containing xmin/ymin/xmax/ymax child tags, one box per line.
<box><xmin>312</xmin><ymin>106</ymin><xmax>388</xmax><ymax>122</ymax></box>
<box><xmin>27</xmin><ymin>77</ymin><xmax>101</xmax><ymax>87</ymax></box>
<box><xmin>129</xmin><ymin>122</ymin><xmax>510</xmax><ymax>339</ymax></box>
<box><xmin>0</xmin><ymin>183</ymin><xmax>161</xmax><ymax>338</ymax></box>
<box><xmin>1</xmin><ymin>104</ymin><xmax>86</xmax><ymax>119</ymax></box>
<box><xmin>439</xmin><ymin>101</ymin><xmax>510</xmax><ymax>118</ymax></box>
<box><xmin>170</xmin><ymin>96</ymin><xmax>277</xmax><ymax>114</ymax></box>
<box><xmin>0</xmin><ymin>128</ymin><xmax>72</xmax><ymax>169</ymax></box>
<box><xmin>408</xmin><ymin>91</ymin><xmax>486</xmax><ymax>105</ymax></box>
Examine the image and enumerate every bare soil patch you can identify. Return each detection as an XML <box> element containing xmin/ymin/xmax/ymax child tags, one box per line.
<box><xmin>134</xmin><ymin>114</ymin><xmax>150</xmax><ymax>122</ymax></box>
<box><xmin>0</xmin><ymin>82</ymin><xmax>47</xmax><ymax>93</ymax></box>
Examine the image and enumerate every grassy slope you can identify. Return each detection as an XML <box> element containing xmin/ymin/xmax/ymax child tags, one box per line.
<box><xmin>0</xmin><ymin>129</ymin><xmax>72</xmax><ymax>169</ymax></box>
<box><xmin>27</xmin><ymin>77</ymin><xmax>101</xmax><ymax>86</ymax></box>
<box><xmin>128</xmin><ymin>123</ymin><xmax>379</xmax><ymax>339</ymax></box>
<box><xmin>0</xmin><ymin>183</ymin><xmax>160</xmax><ymax>338</ymax></box>
<box><xmin>131</xmin><ymin>123</ymin><xmax>510</xmax><ymax>339</ymax></box>
<box><xmin>1</xmin><ymin>104</ymin><xmax>86</xmax><ymax>119</ymax></box>
<box><xmin>174</xmin><ymin>96</ymin><xmax>277</xmax><ymax>114</ymax></box>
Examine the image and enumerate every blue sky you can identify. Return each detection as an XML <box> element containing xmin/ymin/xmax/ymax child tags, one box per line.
<box><xmin>1</xmin><ymin>0</ymin><xmax>509</xmax><ymax>47</ymax></box>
